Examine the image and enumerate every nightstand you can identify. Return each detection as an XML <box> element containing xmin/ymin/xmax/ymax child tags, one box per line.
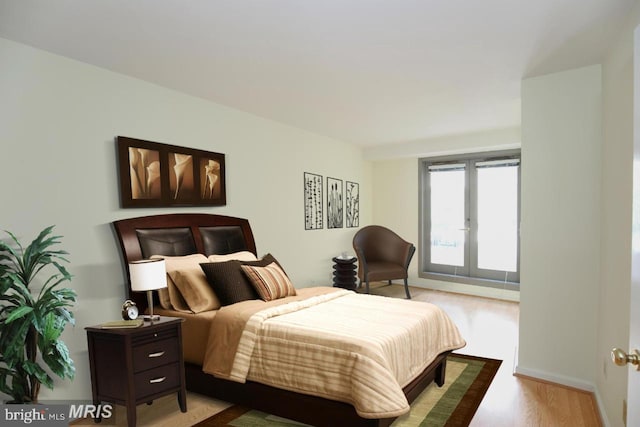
<box><xmin>85</xmin><ymin>317</ymin><xmax>187</xmax><ymax>427</ymax></box>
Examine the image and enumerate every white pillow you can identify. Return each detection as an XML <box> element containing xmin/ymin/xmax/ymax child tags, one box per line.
<box><xmin>208</xmin><ymin>251</ymin><xmax>258</xmax><ymax>262</ymax></box>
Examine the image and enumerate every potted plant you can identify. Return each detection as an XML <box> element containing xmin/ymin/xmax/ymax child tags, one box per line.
<box><xmin>0</xmin><ymin>226</ymin><xmax>76</xmax><ymax>403</ymax></box>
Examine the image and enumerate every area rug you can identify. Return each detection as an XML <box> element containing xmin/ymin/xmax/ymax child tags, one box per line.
<box><xmin>195</xmin><ymin>353</ymin><xmax>501</xmax><ymax>427</ymax></box>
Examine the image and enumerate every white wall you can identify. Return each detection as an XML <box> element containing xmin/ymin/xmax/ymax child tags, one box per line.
<box><xmin>368</xmin><ymin>127</ymin><xmax>521</xmax><ymax>301</ymax></box>
<box><xmin>518</xmin><ymin>65</ymin><xmax>602</xmax><ymax>389</ymax></box>
<box><xmin>0</xmin><ymin>38</ymin><xmax>372</xmax><ymax>401</ymax></box>
<box><xmin>597</xmin><ymin>4</ymin><xmax>640</xmax><ymax>426</ymax></box>
<box><xmin>365</xmin><ymin>126</ymin><xmax>520</xmax><ymax>161</ymax></box>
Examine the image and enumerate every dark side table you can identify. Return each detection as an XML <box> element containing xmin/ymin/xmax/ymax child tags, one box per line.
<box><xmin>332</xmin><ymin>256</ymin><xmax>357</xmax><ymax>290</ymax></box>
<box><xmin>85</xmin><ymin>317</ymin><xmax>187</xmax><ymax>427</ymax></box>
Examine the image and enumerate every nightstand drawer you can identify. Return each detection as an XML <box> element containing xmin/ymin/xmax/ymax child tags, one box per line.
<box><xmin>132</xmin><ymin>326</ymin><xmax>177</xmax><ymax>345</ymax></box>
<box><xmin>132</xmin><ymin>338</ymin><xmax>179</xmax><ymax>372</ymax></box>
<box><xmin>134</xmin><ymin>363</ymin><xmax>180</xmax><ymax>399</ymax></box>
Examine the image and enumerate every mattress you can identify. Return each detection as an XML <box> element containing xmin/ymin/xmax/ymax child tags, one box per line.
<box><xmin>154</xmin><ymin>307</ymin><xmax>217</xmax><ymax>365</ymax></box>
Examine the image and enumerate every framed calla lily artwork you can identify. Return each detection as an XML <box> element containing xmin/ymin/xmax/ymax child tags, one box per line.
<box><xmin>117</xmin><ymin>136</ymin><xmax>226</xmax><ymax>207</ymax></box>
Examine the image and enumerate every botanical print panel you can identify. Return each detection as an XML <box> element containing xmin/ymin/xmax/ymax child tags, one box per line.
<box><xmin>128</xmin><ymin>147</ymin><xmax>161</xmax><ymax>200</ymax></box>
<box><xmin>346</xmin><ymin>181</ymin><xmax>359</xmax><ymax>228</ymax></box>
<box><xmin>200</xmin><ymin>158</ymin><xmax>222</xmax><ymax>200</ymax></box>
<box><xmin>169</xmin><ymin>153</ymin><xmax>195</xmax><ymax>201</ymax></box>
<box><xmin>304</xmin><ymin>172</ymin><xmax>323</xmax><ymax>230</ymax></box>
<box><xmin>327</xmin><ymin>177</ymin><xmax>343</xmax><ymax>229</ymax></box>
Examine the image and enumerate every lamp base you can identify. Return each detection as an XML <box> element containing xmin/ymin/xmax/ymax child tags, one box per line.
<box><xmin>145</xmin><ymin>290</ymin><xmax>160</xmax><ymax>322</ymax></box>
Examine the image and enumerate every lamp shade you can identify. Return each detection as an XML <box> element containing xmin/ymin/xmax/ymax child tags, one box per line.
<box><xmin>129</xmin><ymin>259</ymin><xmax>167</xmax><ymax>292</ymax></box>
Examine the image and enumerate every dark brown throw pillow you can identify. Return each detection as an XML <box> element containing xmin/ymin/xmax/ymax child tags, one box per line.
<box><xmin>200</xmin><ymin>253</ymin><xmax>281</xmax><ymax>306</ymax></box>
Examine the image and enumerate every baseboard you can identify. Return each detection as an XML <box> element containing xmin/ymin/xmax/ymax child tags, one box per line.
<box><xmin>411</xmin><ymin>278</ymin><xmax>520</xmax><ymax>302</ymax></box>
<box><xmin>513</xmin><ymin>365</ymin><xmax>594</xmax><ymax>391</ymax></box>
<box><xmin>513</xmin><ymin>365</ymin><xmax>610</xmax><ymax>427</ymax></box>
<box><xmin>592</xmin><ymin>387</ymin><xmax>612</xmax><ymax>427</ymax></box>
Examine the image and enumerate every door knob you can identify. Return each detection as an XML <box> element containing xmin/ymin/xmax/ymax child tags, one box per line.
<box><xmin>611</xmin><ymin>348</ymin><xmax>640</xmax><ymax>370</ymax></box>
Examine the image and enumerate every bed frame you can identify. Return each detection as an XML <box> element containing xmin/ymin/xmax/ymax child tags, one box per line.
<box><xmin>112</xmin><ymin>213</ymin><xmax>449</xmax><ymax>427</ymax></box>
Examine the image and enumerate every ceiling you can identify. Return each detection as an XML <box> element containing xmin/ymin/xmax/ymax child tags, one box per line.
<box><xmin>0</xmin><ymin>0</ymin><xmax>635</xmax><ymax>146</ymax></box>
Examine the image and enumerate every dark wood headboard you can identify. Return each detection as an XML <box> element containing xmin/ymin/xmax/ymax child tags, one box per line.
<box><xmin>112</xmin><ymin>213</ymin><xmax>257</xmax><ymax>310</ymax></box>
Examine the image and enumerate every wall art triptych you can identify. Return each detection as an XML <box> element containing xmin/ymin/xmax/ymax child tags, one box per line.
<box><xmin>304</xmin><ymin>172</ymin><xmax>359</xmax><ymax>230</ymax></box>
<box><xmin>117</xmin><ymin>136</ymin><xmax>226</xmax><ymax>208</ymax></box>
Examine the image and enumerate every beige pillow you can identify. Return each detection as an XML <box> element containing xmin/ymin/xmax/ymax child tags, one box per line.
<box><xmin>171</xmin><ymin>267</ymin><xmax>221</xmax><ymax>312</ymax></box>
<box><xmin>208</xmin><ymin>251</ymin><xmax>258</xmax><ymax>262</ymax></box>
<box><xmin>151</xmin><ymin>254</ymin><xmax>220</xmax><ymax>313</ymax></box>
<box><xmin>156</xmin><ymin>288</ymin><xmax>172</xmax><ymax>310</ymax></box>
<box><xmin>149</xmin><ymin>255</ymin><xmax>193</xmax><ymax>312</ymax></box>
<box><xmin>241</xmin><ymin>262</ymin><xmax>297</xmax><ymax>301</ymax></box>
<box><xmin>153</xmin><ymin>280</ymin><xmax>173</xmax><ymax>310</ymax></box>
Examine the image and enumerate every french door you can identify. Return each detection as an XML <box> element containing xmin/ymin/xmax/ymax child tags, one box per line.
<box><xmin>422</xmin><ymin>151</ymin><xmax>520</xmax><ymax>285</ymax></box>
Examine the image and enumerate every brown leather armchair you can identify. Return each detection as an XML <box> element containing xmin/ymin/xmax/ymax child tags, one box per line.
<box><xmin>352</xmin><ymin>225</ymin><xmax>416</xmax><ymax>299</ymax></box>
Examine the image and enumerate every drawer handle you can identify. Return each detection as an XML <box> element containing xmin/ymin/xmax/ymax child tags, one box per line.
<box><xmin>148</xmin><ymin>351</ymin><xmax>165</xmax><ymax>358</ymax></box>
<box><xmin>149</xmin><ymin>377</ymin><xmax>166</xmax><ymax>384</ymax></box>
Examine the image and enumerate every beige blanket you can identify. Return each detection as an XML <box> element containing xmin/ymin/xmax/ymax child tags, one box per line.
<box><xmin>203</xmin><ymin>287</ymin><xmax>465</xmax><ymax>419</ymax></box>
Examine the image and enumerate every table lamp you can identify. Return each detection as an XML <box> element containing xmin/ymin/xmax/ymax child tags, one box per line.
<box><xmin>129</xmin><ymin>258</ymin><xmax>167</xmax><ymax>321</ymax></box>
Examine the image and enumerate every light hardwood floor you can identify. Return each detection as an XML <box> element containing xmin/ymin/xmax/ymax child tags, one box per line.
<box><xmin>363</xmin><ymin>282</ymin><xmax>602</xmax><ymax>427</ymax></box>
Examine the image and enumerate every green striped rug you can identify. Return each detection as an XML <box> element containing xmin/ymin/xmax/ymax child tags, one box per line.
<box><xmin>197</xmin><ymin>354</ymin><xmax>501</xmax><ymax>427</ymax></box>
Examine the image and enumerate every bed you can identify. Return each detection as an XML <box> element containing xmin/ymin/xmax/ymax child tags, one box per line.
<box><xmin>112</xmin><ymin>213</ymin><xmax>465</xmax><ymax>427</ymax></box>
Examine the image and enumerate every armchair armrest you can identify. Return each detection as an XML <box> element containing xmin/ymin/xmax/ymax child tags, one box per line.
<box><xmin>404</xmin><ymin>244</ymin><xmax>416</xmax><ymax>270</ymax></box>
<box><xmin>354</xmin><ymin>245</ymin><xmax>368</xmax><ymax>279</ymax></box>
<box><xmin>389</xmin><ymin>239</ymin><xmax>415</xmax><ymax>267</ymax></box>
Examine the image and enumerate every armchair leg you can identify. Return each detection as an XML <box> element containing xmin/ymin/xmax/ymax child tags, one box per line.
<box><xmin>403</xmin><ymin>278</ymin><xmax>411</xmax><ymax>299</ymax></box>
<box><xmin>388</xmin><ymin>280</ymin><xmax>392</xmax><ymax>286</ymax></box>
<box><xmin>365</xmin><ymin>280</ymin><xmax>370</xmax><ymax>294</ymax></box>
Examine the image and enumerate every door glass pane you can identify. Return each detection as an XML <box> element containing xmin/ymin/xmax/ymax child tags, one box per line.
<box><xmin>430</xmin><ymin>169</ymin><xmax>465</xmax><ymax>266</ymax></box>
<box><xmin>476</xmin><ymin>165</ymin><xmax>518</xmax><ymax>271</ymax></box>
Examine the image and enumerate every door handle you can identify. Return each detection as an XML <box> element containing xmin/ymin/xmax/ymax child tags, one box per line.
<box><xmin>611</xmin><ymin>348</ymin><xmax>640</xmax><ymax>370</ymax></box>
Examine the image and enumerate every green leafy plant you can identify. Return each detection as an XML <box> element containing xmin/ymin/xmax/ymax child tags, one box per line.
<box><xmin>0</xmin><ymin>226</ymin><xmax>76</xmax><ymax>403</ymax></box>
